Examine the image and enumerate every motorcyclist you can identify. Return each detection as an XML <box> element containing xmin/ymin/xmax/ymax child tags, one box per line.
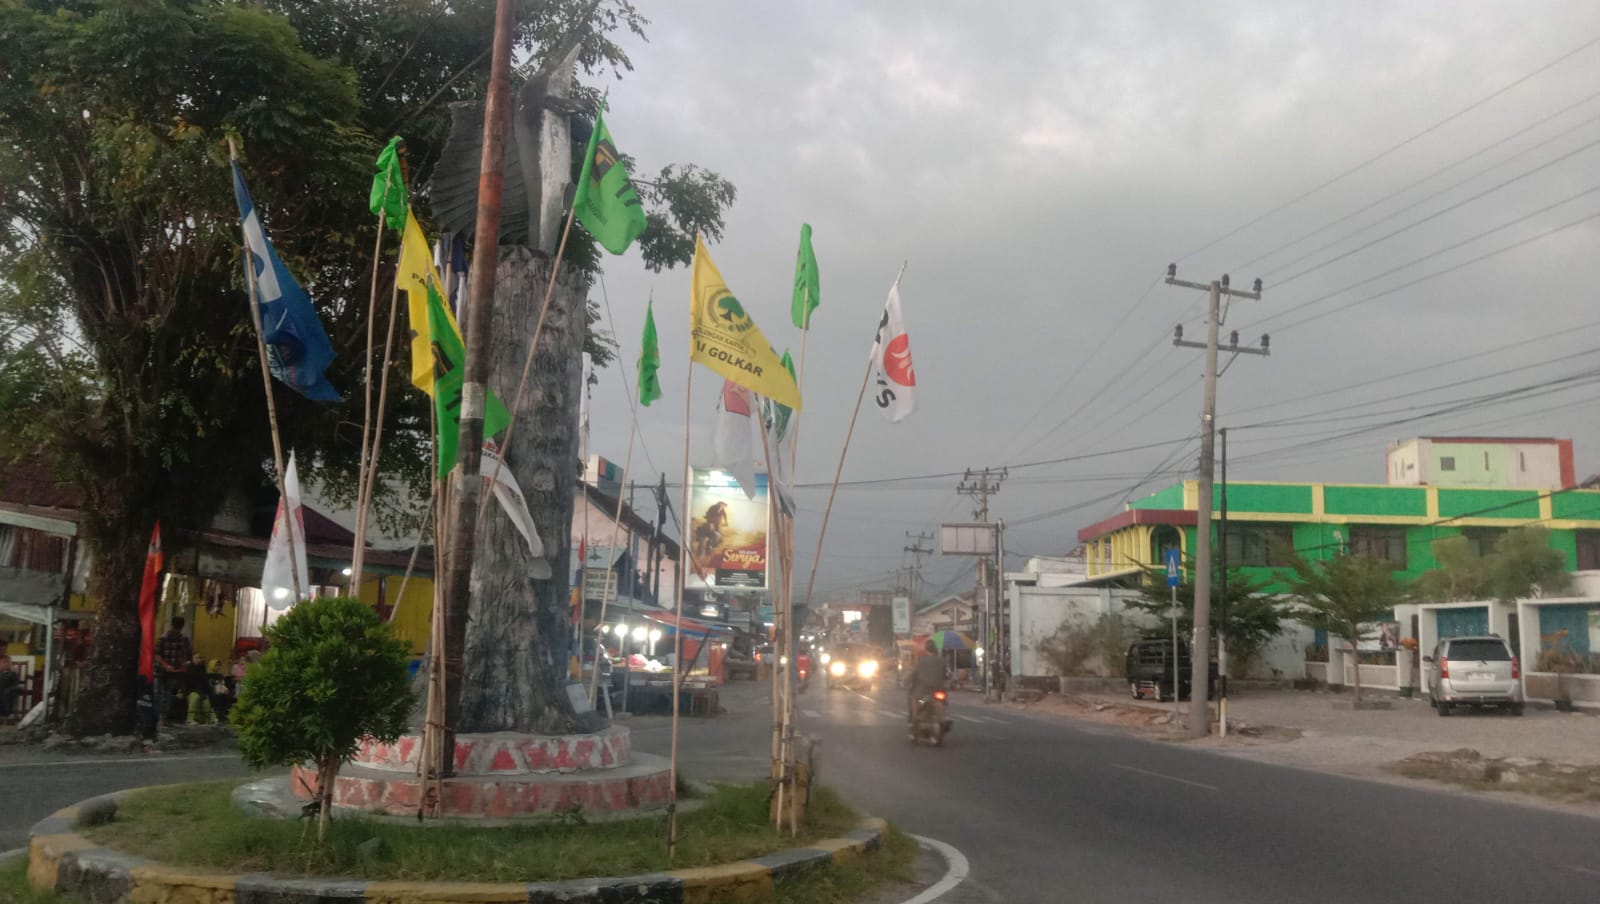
<box><xmin>906</xmin><ymin>639</ymin><xmax>947</xmax><ymax>723</ymax></box>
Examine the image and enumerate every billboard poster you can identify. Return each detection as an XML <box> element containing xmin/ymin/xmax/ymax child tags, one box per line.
<box><xmin>686</xmin><ymin>467</ymin><xmax>769</xmax><ymax>591</ymax></box>
<box><xmin>892</xmin><ymin>596</ymin><xmax>911</xmax><ymax>636</ymax></box>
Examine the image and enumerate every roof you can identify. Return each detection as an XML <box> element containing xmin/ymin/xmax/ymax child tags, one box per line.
<box><xmin>1077</xmin><ymin>508</ymin><xmax>1198</xmax><ymax>543</ymax></box>
<box><xmin>579</xmin><ymin>482</ymin><xmax>680</xmax><ymax>558</ymax></box>
<box><xmin>0</xmin><ymin>460</ymin><xmax>82</xmax><ymax>512</ymax></box>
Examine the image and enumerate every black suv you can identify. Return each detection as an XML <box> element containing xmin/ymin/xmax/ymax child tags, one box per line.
<box><xmin>1125</xmin><ymin>637</ymin><xmax>1217</xmax><ymax>702</ymax></box>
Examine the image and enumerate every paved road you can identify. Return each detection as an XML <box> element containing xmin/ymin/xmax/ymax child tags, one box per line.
<box><xmin>633</xmin><ymin>679</ymin><xmax>1600</xmax><ymax>903</ymax></box>
<box><xmin>6</xmin><ymin>682</ymin><xmax>1600</xmax><ymax>903</ymax></box>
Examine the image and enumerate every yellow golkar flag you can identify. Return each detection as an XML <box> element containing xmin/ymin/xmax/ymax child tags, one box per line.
<box><xmin>689</xmin><ymin>235</ymin><xmax>802</xmax><ymax>411</ymax></box>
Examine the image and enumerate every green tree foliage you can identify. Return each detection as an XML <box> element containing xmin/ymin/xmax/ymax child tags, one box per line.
<box><xmin>0</xmin><ymin>0</ymin><xmax>734</xmax><ymax>734</ymax></box>
<box><xmin>1125</xmin><ymin>565</ymin><xmax>1287</xmax><ymax>675</ymax></box>
<box><xmin>1412</xmin><ymin>527</ymin><xmax>1572</xmax><ymax>603</ymax></box>
<box><xmin>1274</xmin><ymin>545</ymin><xmax>1406</xmax><ymax>706</ymax></box>
<box><xmin>231</xmin><ymin>596</ymin><xmax>412</xmax><ymax>841</ymax></box>
<box><xmin>1036</xmin><ymin>613</ymin><xmax>1132</xmax><ymax>678</ymax></box>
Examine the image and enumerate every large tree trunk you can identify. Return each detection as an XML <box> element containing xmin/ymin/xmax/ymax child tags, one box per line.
<box><xmin>458</xmin><ymin>247</ymin><xmax>588</xmax><ymax>733</ymax></box>
<box><xmin>67</xmin><ymin>523</ymin><xmax>152</xmax><ymax>736</ymax></box>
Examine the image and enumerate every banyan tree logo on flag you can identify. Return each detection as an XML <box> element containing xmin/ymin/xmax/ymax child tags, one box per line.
<box><xmin>868</xmin><ymin>274</ymin><xmax>916</xmax><ymax>422</ymax></box>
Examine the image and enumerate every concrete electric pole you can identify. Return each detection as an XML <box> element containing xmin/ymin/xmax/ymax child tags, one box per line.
<box><xmin>1165</xmin><ymin>266</ymin><xmax>1266</xmax><ymax>738</ymax></box>
<box><xmin>957</xmin><ymin>468</ymin><xmax>1006</xmax><ymax>696</ymax></box>
<box><xmin>904</xmin><ymin>531</ymin><xmax>934</xmax><ymax>608</ymax></box>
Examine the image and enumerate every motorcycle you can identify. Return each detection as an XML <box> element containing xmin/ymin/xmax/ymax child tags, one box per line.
<box><xmin>909</xmin><ymin>688</ymin><xmax>953</xmax><ymax>746</ymax></box>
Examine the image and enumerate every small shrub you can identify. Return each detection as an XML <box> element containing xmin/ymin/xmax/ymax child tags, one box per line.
<box><xmin>1036</xmin><ymin>614</ymin><xmax>1131</xmax><ymax>677</ymax></box>
<box><xmin>230</xmin><ymin>596</ymin><xmax>413</xmax><ymax>841</ymax></box>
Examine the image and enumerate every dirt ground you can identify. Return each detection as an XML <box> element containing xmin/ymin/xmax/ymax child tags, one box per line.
<box><xmin>1004</xmin><ymin>686</ymin><xmax>1600</xmax><ymax>783</ymax></box>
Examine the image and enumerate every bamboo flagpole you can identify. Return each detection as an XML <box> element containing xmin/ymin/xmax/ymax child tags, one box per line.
<box><xmin>352</xmin><ymin>156</ymin><xmax>397</xmax><ymax>589</ymax></box>
<box><xmin>354</xmin><ymin>244</ymin><xmax>406</xmax><ymax>590</ymax></box>
<box><xmin>230</xmin><ymin>139</ymin><xmax>304</xmax><ymax>604</ymax></box>
<box><xmin>588</xmin><ymin>356</ymin><xmax>642</xmax><ymax>707</ymax></box>
<box><xmin>754</xmin><ymin>408</ymin><xmax>792</xmax><ymax>831</ymax></box>
<box><xmin>801</xmin><ymin>262</ymin><xmax>906</xmax><ymax>614</ymax></box>
<box><xmin>667</xmin><ymin>362</ymin><xmax>694</xmax><ymax>858</ymax></box>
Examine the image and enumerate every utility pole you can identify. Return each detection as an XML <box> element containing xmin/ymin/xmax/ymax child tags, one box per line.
<box><xmin>957</xmin><ymin>468</ymin><xmax>1006</xmax><ymax>697</ymax></box>
<box><xmin>1166</xmin><ymin>265</ymin><xmax>1266</xmax><ymax>738</ymax></box>
<box><xmin>903</xmin><ymin>531</ymin><xmax>934</xmax><ymax>608</ymax></box>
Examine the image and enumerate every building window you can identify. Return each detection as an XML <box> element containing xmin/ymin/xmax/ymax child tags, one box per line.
<box><xmin>1440</xmin><ymin>456</ymin><xmax>1456</xmax><ymax>472</ymax></box>
<box><xmin>1350</xmin><ymin>527</ymin><xmax>1407</xmax><ymax>569</ymax></box>
<box><xmin>1223</xmin><ymin>524</ymin><xmax>1294</xmax><ymax>567</ymax></box>
<box><xmin>1577</xmin><ymin>532</ymin><xmax>1600</xmax><ymax>571</ymax></box>
<box><xmin>1461</xmin><ymin>527</ymin><xmax>1507</xmax><ymax>559</ymax></box>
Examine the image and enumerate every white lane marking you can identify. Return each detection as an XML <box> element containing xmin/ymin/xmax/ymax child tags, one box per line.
<box><xmin>901</xmin><ymin>834</ymin><xmax>970</xmax><ymax>904</ymax></box>
<box><xmin>953</xmin><ymin>714</ymin><xmax>982</xmax><ymax>724</ymax></box>
<box><xmin>878</xmin><ymin>709</ymin><xmax>904</xmax><ymax>720</ymax></box>
<box><xmin>0</xmin><ymin>753</ymin><xmax>241</xmax><ymax>770</ymax></box>
<box><xmin>1108</xmin><ymin>762</ymin><xmax>1219</xmax><ymax>791</ymax></box>
<box><xmin>802</xmin><ymin>709</ymin><xmax>821</xmax><ymax>719</ymax></box>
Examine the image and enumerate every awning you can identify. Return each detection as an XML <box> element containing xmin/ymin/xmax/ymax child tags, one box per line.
<box><xmin>639</xmin><ymin>611</ymin><xmax>724</xmax><ymax>639</ymax></box>
<box><xmin>0</xmin><ymin>566</ymin><xmax>67</xmax><ymax>624</ymax></box>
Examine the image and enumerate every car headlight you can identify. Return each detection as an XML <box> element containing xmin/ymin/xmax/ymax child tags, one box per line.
<box><xmin>829</xmin><ymin>660</ymin><xmax>847</xmax><ymax>677</ymax></box>
<box><xmin>820</xmin><ymin>653</ymin><xmax>831</xmax><ymax>665</ymax></box>
<box><xmin>858</xmin><ymin>660</ymin><xmax>879</xmax><ymax>678</ymax></box>
<box><xmin>779</xmin><ymin>655</ymin><xmax>788</xmax><ymax>666</ymax></box>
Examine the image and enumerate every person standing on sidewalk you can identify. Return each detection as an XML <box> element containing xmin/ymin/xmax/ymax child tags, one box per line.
<box><xmin>153</xmin><ymin>617</ymin><xmax>192</xmax><ymax>725</ymax></box>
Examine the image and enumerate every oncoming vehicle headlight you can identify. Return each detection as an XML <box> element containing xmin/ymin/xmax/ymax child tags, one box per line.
<box><xmin>820</xmin><ymin>653</ymin><xmax>832</xmax><ymax>665</ymax></box>
<box><xmin>779</xmin><ymin>655</ymin><xmax>788</xmax><ymax>667</ymax></box>
<box><xmin>858</xmin><ymin>659</ymin><xmax>879</xmax><ymax>679</ymax></box>
<box><xmin>829</xmin><ymin>660</ymin><xmax>847</xmax><ymax>677</ymax></box>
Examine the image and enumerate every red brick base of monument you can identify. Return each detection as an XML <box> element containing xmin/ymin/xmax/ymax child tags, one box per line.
<box><xmin>291</xmin><ymin>726</ymin><xmax>673</xmax><ymax>818</ymax></box>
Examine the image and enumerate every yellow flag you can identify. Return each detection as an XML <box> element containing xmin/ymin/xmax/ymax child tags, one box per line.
<box><xmin>689</xmin><ymin>235</ymin><xmax>802</xmax><ymax>410</ymax></box>
<box><xmin>398</xmin><ymin>213</ymin><xmax>461</xmax><ymax>395</ymax></box>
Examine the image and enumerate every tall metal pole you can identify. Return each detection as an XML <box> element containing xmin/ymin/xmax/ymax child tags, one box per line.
<box><xmin>1219</xmin><ymin>427</ymin><xmax>1229</xmax><ymax>738</ymax></box>
<box><xmin>441</xmin><ymin>0</ymin><xmax>515</xmax><ymax>749</ymax></box>
<box><xmin>1171</xmin><ymin>581</ymin><xmax>1179</xmax><ymax>722</ymax></box>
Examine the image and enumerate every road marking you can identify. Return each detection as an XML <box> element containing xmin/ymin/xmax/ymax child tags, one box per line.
<box><xmin>878</xmin><ymin>709</ymin><xmax>904</xmax><ymax>720</ymax></box>
<box><xmin>953</xmin><ymin>714</ymin><xmax>981</xmax><ymax>724</ymax></box>
<box><xmin>901</xmin><ymin>835</ymin><xmax>970</xmax><ymax>903</ymax></box>
<box><xmin>802</xmin><ymin>709</ymin><xmax>821</xmax><ymax>719</ymax></box>
<box><xmin>0</xmin><ymin>753</ymin><xmax>241</xmax><ymax>770</ymax></box>
<box><xmin>1108</xmin><ymin>762</ymin><xmax>1219</xmax><ymax>791</ymax></box>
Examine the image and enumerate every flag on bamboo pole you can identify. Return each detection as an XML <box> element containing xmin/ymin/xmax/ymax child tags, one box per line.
<box><xmin>868</xmin><ymin>273</ymin><xmax>917</xmax><ymax>422</ymax></box>
<box><xmin>483</xmin><ymin>439</ymin><xmax>543</xmax><ymax>559</ymax></box>
<box><xmin>136</xmin><ymin>522</ymin><xmax>163</xmax><ymax>681</ymax></box>
<box><xmin>689</xmin><ymin>235</ymin><xmax>802</xmax><ymax>410</ymax></box>
<box><xmin>638</xmin><ymin>299</ymin><xmax>662</xmax><ymax>407</ymax></box>
<box><xmin>398</xmin><ymin>213</ymin><xmax>510</xmax><ymax>476</ymax></box>
<box><xmin>762</xmin><ymin>351</ymin><xmax>797</xmax><ymax>441</ymax></box>
<box><xmin>262</xmin><ymin>452</ymin><xmax>310</xmax><ymax>609</ymax></box>
<box><xmin>369</xmin><ymin>136</ymin><xmax>408</xmax><ymax>231</ymax></box>
<box><xmin>231</xmin><ymin>163</ymin><xmax>341</xmax><ymax>401</ymax></box>
<box><xmin>574</xmin><ymin>107</ymin><xmax>647</xmax><ymax>254</ymax></box>
<box><xmin>712</xmin><ymin>380</ymin><xmax>758</xmax><ymax>500</ymax></box>
<box><xmin>791</xmin><ymin>224</ymin><xmax>819</xmax><ymax>329</ymax></box>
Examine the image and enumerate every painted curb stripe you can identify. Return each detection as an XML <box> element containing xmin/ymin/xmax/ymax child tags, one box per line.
<box><xmin>29</xmin><ymin>791</ymin><xmax>887</xmax><ymax>904</ymax></box>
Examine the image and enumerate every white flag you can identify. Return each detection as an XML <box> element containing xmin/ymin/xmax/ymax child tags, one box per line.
<box><xmin>261</xmin><ymin>452</ymin><xmax>310</xmax><ymax>609</ymax></box>
<box><xmin>712</xmin><ymin>380</ymin><xmax>758</xmax><ymax>499</ymax></box>
<box><xmin>482</xmin><ymin>441</ymin><xmax>544</xmax><ymax>559</ymax></box>
<box><xmin>868</xmin><ymin>274</ymin><xmax>917</xmax><ymax>422</ymax></box>
<box><xmin>756</xmin><ymin>395</ymin><xmax>796</xmax><ymax>517</ymax></box>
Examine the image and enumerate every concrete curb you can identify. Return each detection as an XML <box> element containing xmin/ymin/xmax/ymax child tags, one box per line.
<box><xmin>29</xmin><ymin>790</ymin><xmax>888</xmax><ymax>904</ymax></box>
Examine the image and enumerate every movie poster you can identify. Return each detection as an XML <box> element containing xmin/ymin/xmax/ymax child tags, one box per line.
<box><xmin>686</xmin><ymin>468</ymin><xmax>769</xmax><ymax>590</ymax></box>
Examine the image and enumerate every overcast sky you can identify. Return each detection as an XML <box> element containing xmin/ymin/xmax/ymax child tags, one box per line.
<box><xmin>577</xmin><ymin>1</ymin><xmax>1600</xmax><ymax>602</ymax></box>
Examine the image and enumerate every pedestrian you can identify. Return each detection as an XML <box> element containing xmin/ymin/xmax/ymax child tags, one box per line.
<box><xmin>184</xmin><ymin>653</ymin><xmax>214</xmax><ymax>724</ymax></box>
<box><xmin>153</xmin><ymin>616</ymin><xmax>193</xmax><ymax>725</ymax></box>
<box><xmin>230</xmin><ymin>655</ymin><xmax>248</xmax><ymax>698</ymax></box>
<box><xmin>0</xmin><ymin>653</ymin><xmax>20</xmax><ymax>719</ymax></box>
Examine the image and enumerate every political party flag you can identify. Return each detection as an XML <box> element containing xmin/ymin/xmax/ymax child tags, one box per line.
<box><xmin>791</xmin><ymin>224</ymin><xmax>820</xmax><ymax>329</ymax></box>
<box><xmin>868</xmin><ymin>273</ymin><xmax>917</xmax><ymax>422</ymax></box>
<box><xmin>762</xmin><ymin>350</ymin><xmax>797</xmax><ymax>441</ymax></box>
<box><xmin>232</xmin><ymin>163</ymin><xmax>341</xmax><ymax>401</ymax></box>
<box><xmin>398</xmin><ymin>213</ymin><xmax>510</xmax><ymax>476</ymax></box>
<box><xmin>757</xmin><ymin>392</ymin><xmax>797</xmax><ymax>517</ymax></box>
<box><xmin>574</xmin><ymin>107</ymin><xmax>648</xmax><ymax>254</ymax></box>
<box><xmin>261</xmin><ymin>452</ymin><xmax>310</xmax><ymax>609</ymax></box>
<box><xmin>136</xmin><ymin>522</ymin><xmax>163</xmax><ymax>681</ymax></box>
<box><xmin>482</xmin><ymin>440</ymin><xmax>543</xmax><ymax>559</ymax></box>
<box><xmin>637</xmin><ymin>299</ymin><xmax>662</xmax><ymax>407</ymax></box>
<box><xmin>712</xmin><ymin>380</ymin><xmax>758</xmax><ymax>500</ymax></box>
<box><xmin>369</xmin><ymin>136</ymin><xmax>408</xmax><ymax>230</ymax></box>
<box><xmin>689</xmin><ymin>235</ymin><xmax>802</xmax><ymax>410</ymax></box>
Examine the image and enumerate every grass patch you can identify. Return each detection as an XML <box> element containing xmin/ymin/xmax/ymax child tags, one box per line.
<box><xmin>84</xmin><ymin>780</ymin><xmax>870</xmax><ymax>883</ymax></box>
<box><xmin>1391</xmin><ymin>751</ymin><xmax>1600</xmax><ymax>803</ymax></box>
<box><xmin>0</xmin><ymin>858</ymin><xmax>71</xmax><ymax>904</ymax></box>
<box><xmin>771</xmin><ymin>826</ymin><xmax>918</xmax><ymax>904</ymax></box>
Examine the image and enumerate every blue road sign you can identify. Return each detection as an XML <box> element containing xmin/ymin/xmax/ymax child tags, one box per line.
<box><xmin>1164</xmin><ymin>548</ymin><xmax>1182</xmax><ymax>587</ymax></box>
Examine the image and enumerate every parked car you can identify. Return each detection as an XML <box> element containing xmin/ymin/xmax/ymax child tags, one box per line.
<box><xmin>1424</xmin><ymin>635</ymin><xmax>1523</xmax><ymax>716</ymax></box>
<box><xmin>1124</xmin><ymin>637</ymin><xmax>1217</xmax><ymax>702</ymax></box>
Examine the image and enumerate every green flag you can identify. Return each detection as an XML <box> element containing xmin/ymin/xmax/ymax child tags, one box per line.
<box><xmin>424</xmin><ymin>286</ymin><xmax>510</xmax><ymax>478</ymax></box>
<box><xmin>370</xmin><ymin>136</ymin><xmax>407</xmax><ymax>230</ymax></box>
<box><xmin>791</xmin><ymin>223</ymin><xmax>820</xmax><ymax>329</ymax></box>
<box><xmin>766</xmin><ymin>350</ymin><xmax>798</xmax><ymax>439</ymax></box>
<box><xmin>574</xmin><ymin>108</ymin><xmax>648</xmax><ymax>254</ymax></box>
<box><xmin>637</xmin><ymin>298</ymin><xmax>662</xmax><ymax>407</ymax></box>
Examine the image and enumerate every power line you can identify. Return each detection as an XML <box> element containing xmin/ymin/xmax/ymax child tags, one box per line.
<box><xmin>1175</xmin><ymin>32</ymin><xmax>1600</xmax><ymax>263</ymax></box>
<box><xmin>1234</xmin><ymin>88</ymin><xmax>1600</xmax><ymax>272</ymax></box>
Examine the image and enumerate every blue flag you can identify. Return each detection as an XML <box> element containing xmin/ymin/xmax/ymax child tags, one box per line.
<box><xmin>231</xmin><ymin>163</ymin><xmax>340</xmax><ymax>401</ymax></box>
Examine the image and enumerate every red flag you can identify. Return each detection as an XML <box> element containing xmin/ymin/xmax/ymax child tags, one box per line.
<box><xmin>136</xmin><ymin>522</ymin><xmax>163</xmax><ymax>680</ymax></box>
